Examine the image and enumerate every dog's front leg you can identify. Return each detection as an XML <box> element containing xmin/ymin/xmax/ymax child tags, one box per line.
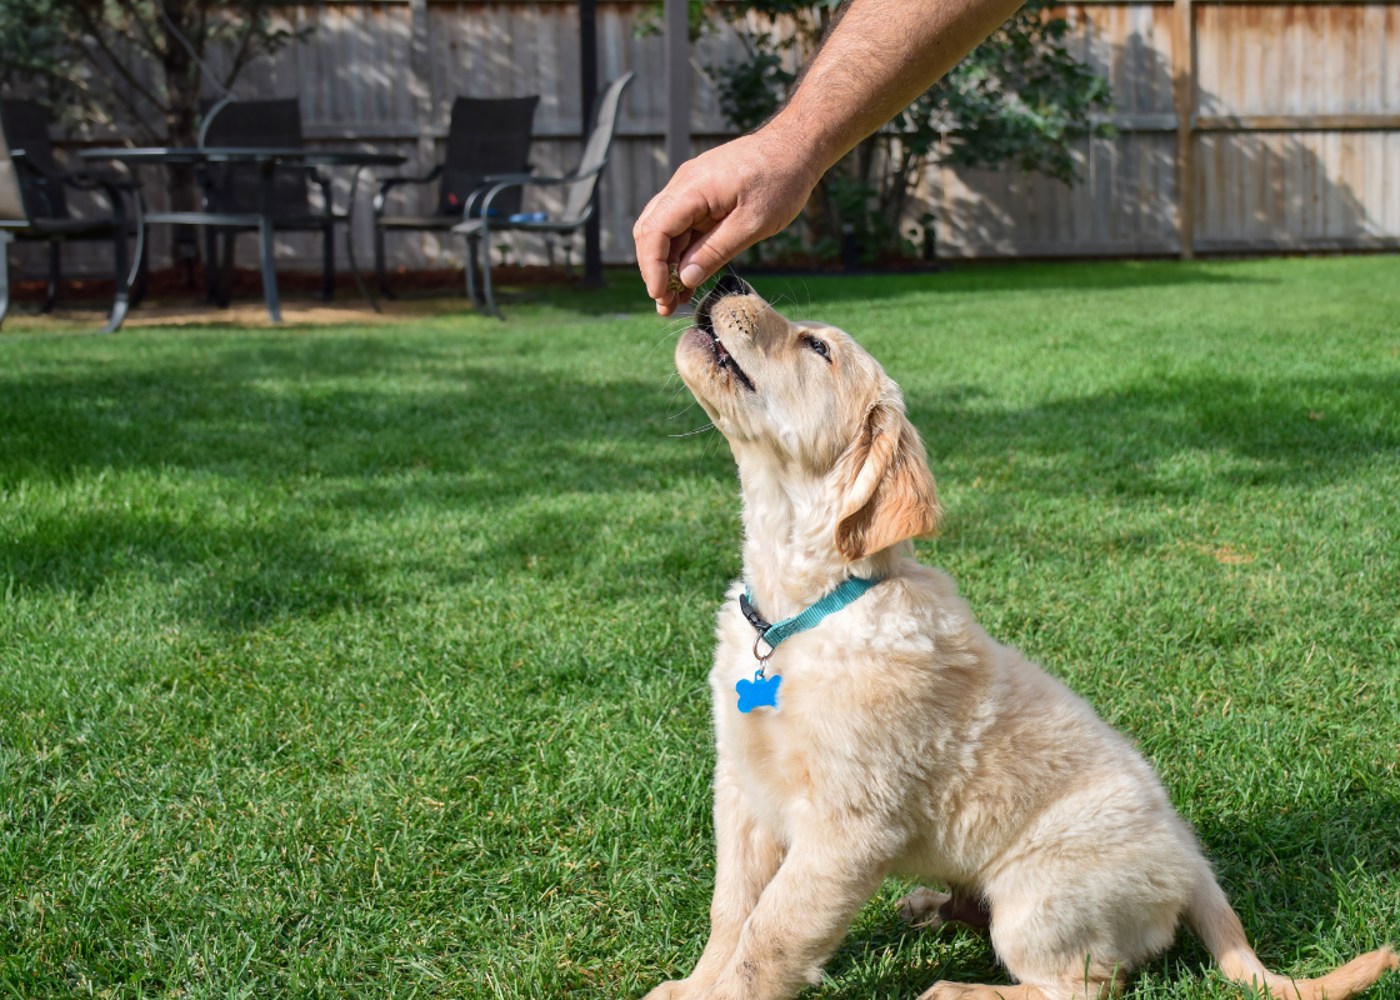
<box><xmin>644</xmin><ymin>768</ymin><xmax>784</xmax><ymax>1000</ymax></box>
<box><xmin>700</xmin><ymin>829</ymin><xmax>888</xmax><ymax>1000</ymax></box>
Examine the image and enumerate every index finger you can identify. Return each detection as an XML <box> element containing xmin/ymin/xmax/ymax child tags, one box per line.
<box><xmin>634</xmin><ymin>189</ymin><xmax>718</xmax><ymax>300</ymax></box>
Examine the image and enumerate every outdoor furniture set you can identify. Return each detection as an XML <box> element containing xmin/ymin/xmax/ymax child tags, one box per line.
<box><xmin>0</xmin><ymin>71</ymin><xmax>632</xmax><ymax>330</ymax></box>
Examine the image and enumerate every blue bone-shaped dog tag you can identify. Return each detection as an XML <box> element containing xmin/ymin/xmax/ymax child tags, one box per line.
<box><xmin>736</xmin><ymin>670</ymin><xmax>781</xmax><ymax>712</ymax></box>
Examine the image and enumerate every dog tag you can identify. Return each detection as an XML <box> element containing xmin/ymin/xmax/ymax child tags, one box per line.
<box><xmin>736</xmin><ymin>670</ymin><xmax>781</xmax><ymax>713</ymax></box>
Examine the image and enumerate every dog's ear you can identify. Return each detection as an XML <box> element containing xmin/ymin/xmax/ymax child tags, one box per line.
<box><xmin>834</xmin><ymin>391</ymin><xmax>941</xmax><ymax>561</ymax></box>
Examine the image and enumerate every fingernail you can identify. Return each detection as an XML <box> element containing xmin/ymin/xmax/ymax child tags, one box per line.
<box><xmin>655</xmin><ymin>300</ymin><xmax>668</xmax><ymax>315</ymax></box>
<box><xmin>680</xmin><ymin>264</ymin><xmax>704</xmax><ymax>288</ymax></box>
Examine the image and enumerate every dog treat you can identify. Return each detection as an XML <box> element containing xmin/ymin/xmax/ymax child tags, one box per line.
<box><xmin>666</xmin><ymin>263</ymin><xmax>685</xmax><ymax>295</ymax></box>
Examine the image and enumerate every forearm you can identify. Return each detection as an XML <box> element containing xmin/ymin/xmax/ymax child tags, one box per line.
<box><xmin>633</xmin><ymin>0</ymin><xmax>1030</xmax><ymax>310</ymax></box>
<box><xmin>760</xmin><ymin>0</ymin><xmax>1028</xmax><ymax>172</ymax></box>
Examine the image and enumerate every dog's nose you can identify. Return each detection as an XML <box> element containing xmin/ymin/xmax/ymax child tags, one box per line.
<box><xmin>709</xmin><ymin>272</ymin><xmax>755</xmax><ymax>299</ymax></box>
<box><xmin>695</xmin><ymin>272</ymin><xmax>756</xmax><ymax>333</ymax></box>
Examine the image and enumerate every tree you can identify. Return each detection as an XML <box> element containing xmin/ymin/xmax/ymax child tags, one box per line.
<box><xmin>708</xmin><ymin>0</ymin><xmax>1113</xmax><ymax>262</ymax></box>
<box><xmin>0</xmin><ymin>0</ymin><xmax>308</xmax><ymax>259</ymax></box>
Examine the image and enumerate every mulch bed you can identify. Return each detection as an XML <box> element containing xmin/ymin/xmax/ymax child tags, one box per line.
<box><xmin>6</xmin><ymin>264</ymin><xmax>590</xmax><ymax>304</ymax></box>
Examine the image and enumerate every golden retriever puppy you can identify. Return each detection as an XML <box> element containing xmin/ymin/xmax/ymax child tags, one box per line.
<box><xmin>646</xmin><ymin>276</ymin><xmax>1396</xmax><ymax>1000</ymax></box>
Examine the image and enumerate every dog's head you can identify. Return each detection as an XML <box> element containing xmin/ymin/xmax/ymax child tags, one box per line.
<box><xmin>676</xmin><ymin>276</ymin><xmax>941</xmax><ymax>561</ymax></box>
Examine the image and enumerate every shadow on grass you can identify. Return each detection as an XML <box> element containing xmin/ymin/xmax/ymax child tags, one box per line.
<box><xmin>2</xmin><ymin>337</ymin><xmax>1396</xmax><ymax>631</ymax></box>
<box><xmin>906</xmin><ymin>371</ymin><xmax>1400</xmax><ymax>498</ymax></box>
<box><xmin>2</xmin><ymin>504</ymin><xmax>388</xmax><ymax>632</ymax></box>
<box><xmin>0</xmin><ymin>339</ymin><xmax>729</xmax><ymax>629</ymax></box>
<box><xmin>738</xmin><ymin>259</ymin><xmax>1275</xmax><ymax>309</ymax></box>
<box><xmin>382</xmin><ymin>260</ymin><xmax>1263</xmax><ymax>318</ymax></box>
<box><xmin>3</xmin><ymin>354</ymin><xmax>1393</xmax><ymax>498</ymax></box>
<box><xmin>820</xmin><ymin>792</ymin><xmax>1400</xmax><ymax>999</ymax></box>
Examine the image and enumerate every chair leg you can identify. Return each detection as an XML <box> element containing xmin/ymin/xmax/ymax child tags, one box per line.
<box><xmin>204</xmin><ymin>227</ymin><xmax>221</xmax><ymax>304</ymax></box>
<box><xmin>344</xmin><ymin>213</ymin><xmax>380</xmax><ymax>314</ymax></box>
<box><xmin>463</xmin><ymin>232</ymin><xmax>482</xmax><ymax>306</ymax></box>
<box><xmin>374</xmin><ymin>225</ymin><xmax>396</xmax><ymax>300</ymax></box>
<box><xmin>41</xmin><ymin>241</ymin><xmax>60</xmax><ymax>313</ymax></box>
<box><xmin>320</xmin><ymin>223</ymin><xmax>335</xmax><ymax>301</ymax></box>
<box><xmin>480</xmin><ymin>239</ymin><xmax>503</xmax><ymax>321</ymax></box>
<box><xmin>101</xmin><ymin>223</ymin><xmax>131</xmax><ymax>334</ymax></box>
<box><xmin>219</xmin><ymin>230</ymin><xmax>236</xmax><ymax>308</ymax></box>
<box><xmin>257</xmin><ymin>217</ymin><xmax>281</xmax><ymax>323</ymax></box>
<box><xmin>0</xmin><ymin>232</ymin><xmax>11</xmax><ymax>328</ymax></box>
<box><xmin>131</xmin><ymin>244</ymin><xmax>150</xmax><ymax>308</ymax></box>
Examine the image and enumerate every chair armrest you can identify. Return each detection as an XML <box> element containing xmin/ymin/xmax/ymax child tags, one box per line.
<box><xmin>466</xmin><ymin>163</ymin><xmax>607</xmax><ymax>222</ymax></box>
<box><xmin>73</xmin><ymin>172</ymin><xmax>135</xmax><ymax>224</ymax></box>
<box><xmin>373</xmin><ymin>164</ymin><xmax>445</xmax><ymax>215</ymax></box>
<box><xmin>305</xmin><ymin>166</ymin><xmax>334</xmax><ymax>218</ymax></box>
<box><xmin>55</xmin><ymin>167</ymin><xmax>139</xmax><ymax>192</ymax></box>
<box><xmin>8</xmin><ymin>150</ymin><xmax>61</xmax><ymax>216</ymax></box>
<box><xmin>486</xmin><ymin>164</ymin><xmax>604</xmax><ymax>188</ymax></box>
<box><xmin>13</xmin><ymin>150</ymin><xmax>139</xmax><ymax>193</ymax></box>
<box><xmin>464</xmin><ymin>171</ymin><xmax>572</xmax><ymax>220</ymax></box>
<box><xmin>478</xmin><ymin>172</ymin><xmax>542</xmax><ymax>186</ymax></box>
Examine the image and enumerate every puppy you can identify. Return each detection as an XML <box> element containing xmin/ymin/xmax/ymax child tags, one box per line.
<box><xmin>647</xmin><ymin>276</ymin><xmax>1396</xmax><ymax>1000</ymax></box>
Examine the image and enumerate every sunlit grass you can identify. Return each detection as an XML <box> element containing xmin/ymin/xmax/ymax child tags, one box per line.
<box><xmin>2</xmin><ymin>257</ymin><xmax>1397</xmax><ymax>998</ymax></box>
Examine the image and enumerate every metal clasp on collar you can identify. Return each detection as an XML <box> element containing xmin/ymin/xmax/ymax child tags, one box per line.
<box><xmin>752</xmin><ymin>632</ymin><xmax>775</xmax><ymax>671</ymax></box>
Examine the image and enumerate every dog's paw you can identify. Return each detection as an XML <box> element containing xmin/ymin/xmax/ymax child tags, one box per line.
<box><xmin>897</xmin><ymin>887</ymin><xmax>951</xmax><ymax>929</ymax></box>
<box><xmin>642</xmin><ymin>979</ymin><xmax>699</xmax><ymax>1000</ymax></box>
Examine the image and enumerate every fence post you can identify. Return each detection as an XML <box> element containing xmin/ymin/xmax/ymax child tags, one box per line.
<box><xmin>409</xmin><ymin>0</ymin><xmax>436</xmax><ymax>268</ymax></box>
<box><xmin>580</xmin><ymin>0</ymin><xmax>603</xmax><ymax>285</ymax></box>
<box><xmin>665</xmin><ymin>0</ymin><xmax>691</xmax><ymax>175</ymax></box>
<box><xmin>1172</xmin><ymin>0</ymin><xmax>1196</xmax><ymax>260</ymax></box>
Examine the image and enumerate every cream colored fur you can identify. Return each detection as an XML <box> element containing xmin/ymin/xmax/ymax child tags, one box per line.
<box><xmin>645</xmin><ymin>281</ymin><xmax>1397</xmax><ymax>1000</ymax></box>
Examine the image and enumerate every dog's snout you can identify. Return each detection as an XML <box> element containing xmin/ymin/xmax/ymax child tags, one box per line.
<box><xmin>695</xmin><ymin>273</ymin><xmax>756</xmax><ymax>334</ymax></box>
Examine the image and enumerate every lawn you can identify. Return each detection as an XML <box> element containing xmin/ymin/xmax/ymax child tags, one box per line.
<box><xmin>1</xmin><ymin>257</ymin><xmax>1397</xmax><ymax>1000</ymax></box>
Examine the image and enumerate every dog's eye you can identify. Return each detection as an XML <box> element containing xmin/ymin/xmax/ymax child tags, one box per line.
<box><xmin>803</xmin><ymin>336</ymin><xmax>832</xmax><ymax>363</ymax></box>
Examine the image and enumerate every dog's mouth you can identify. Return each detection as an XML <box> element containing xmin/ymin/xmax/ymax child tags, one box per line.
<box><xmin>700</xmin><ymin>324</ymin><xmax>756</xmax><ymax>393</ymax></box>
<box><xmin>695</xmin><ymin>277</ymin><xmax>757</xmax><ymax>393</ymax></box>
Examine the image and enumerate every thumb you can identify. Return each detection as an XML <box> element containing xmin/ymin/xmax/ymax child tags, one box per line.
<box><xmin>676</xmin><ymin>214</ymin><xmax>770</xmax><ymax>290</ymax></box>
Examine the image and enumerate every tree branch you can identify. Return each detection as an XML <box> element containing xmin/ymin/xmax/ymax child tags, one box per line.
<box><xmin>68</xmin><ymin>3</ymin><xmax>167</xmax><ymax>118</ymax></box>
<box><xmin>221</xmin><ymin>5</ymin><xmax>264</xmax><ymax>92</ymax></box>
<box><xmin>66</xmin><ymin>64</ymin><xmax>157</xmax><ymax>144</ymax></box>
<box><xmin>113</xmin><ymin>0</ymin><xmax>164</xmax><ymax>62</ymax></box>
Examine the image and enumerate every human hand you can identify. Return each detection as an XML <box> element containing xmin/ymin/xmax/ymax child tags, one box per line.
<box><xmin>633</xmin><ymin>129</ymin><xmax>820</xmax><ymax>316</ymax></box>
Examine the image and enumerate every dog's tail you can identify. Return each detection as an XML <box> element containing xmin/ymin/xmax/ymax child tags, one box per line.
<box><xmin>1186</xmin><ymin>868</ymin><xmax>1397</xmax><ymax>1000</ymax></box>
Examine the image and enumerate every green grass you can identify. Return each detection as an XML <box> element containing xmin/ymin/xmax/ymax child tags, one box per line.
<box><xmin>1</xmin><ymin>257</ymin><xmax>1397</xmax><ymax>999</ymax></box>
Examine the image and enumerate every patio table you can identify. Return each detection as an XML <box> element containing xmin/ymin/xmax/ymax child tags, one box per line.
<box><xmin>80</xmin><ymin>147</ymin><xmax>406</xmax><ymax>323</ymax></box>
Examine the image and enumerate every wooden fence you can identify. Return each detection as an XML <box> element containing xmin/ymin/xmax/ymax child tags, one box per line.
<box><xmin>942</xmin><ymin>0</ymin><xmax>1400</xmax><ymax>257</ymax></box>
<box><xmin>12</xmin><ymin>0</ymin><xmax>1400</xmax><ymax>279</ymax></box>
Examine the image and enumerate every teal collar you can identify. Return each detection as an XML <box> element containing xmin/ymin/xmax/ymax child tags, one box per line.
<box><xmin>740</xmin><ymin>576</ymin><xmax>879</xmax><ymax>660</ymax></box>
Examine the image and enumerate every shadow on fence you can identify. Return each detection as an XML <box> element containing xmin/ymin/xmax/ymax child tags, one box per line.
<box><xmin>5</xmin><ymin>13</ymin><xmax>1392</xmax><ymax>287</ymax></box>
<box><xmin>938</xmin><ymin>31</ymin><xmax>1376</xmax><ymax>258</ymax></box>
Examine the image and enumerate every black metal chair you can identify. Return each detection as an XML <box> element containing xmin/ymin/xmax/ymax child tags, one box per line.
<box><xmin>0</xmin><ymin>99</ymin><xmax>143</xmax><ymax>332</ymax></box>
<box><xmin>453</xmin><ymin>73</ymin><xmax>633</xmax><ymax>318</ymax></box>
<box><xmin>371</xmin><ymin>95</ymin><xmax>540</xmax><ymax>298</ymax></box>
<box><xmin>197</xmin><ymin>98</ymin><xmax>342</xmax><ymax>305</ymax></box>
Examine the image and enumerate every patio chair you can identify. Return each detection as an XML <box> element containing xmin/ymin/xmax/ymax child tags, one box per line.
<box><xmin>197</xmin><ymin>98</ymin><xmax>342</xmax><ymax>304</ymax></box>
<box><xmin>372</xmin><ymin>95</ymin><xmax>540</xmax><ymax>298</ymax></box>
<box><xmin>453</xmin><ymin>72</ymin><xmax>634</xmax><ymax>318</ymax></box>
<box><xmin>0</xmin><ymin>98</ymin><xmax>143</xmax><ymax>333</ymax></box>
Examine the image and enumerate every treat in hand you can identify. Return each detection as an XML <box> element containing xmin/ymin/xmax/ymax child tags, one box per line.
<box><xmin>666</xmin><ymin>263</ymin><xmax>686</xmax><ymax>296</ymax></box>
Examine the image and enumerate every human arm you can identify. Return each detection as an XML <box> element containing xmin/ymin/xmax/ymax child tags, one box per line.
<box><xmin>634</xmin><ymin>0</ymin><xmax>1027</xmax><ymax>315</ymax></box>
